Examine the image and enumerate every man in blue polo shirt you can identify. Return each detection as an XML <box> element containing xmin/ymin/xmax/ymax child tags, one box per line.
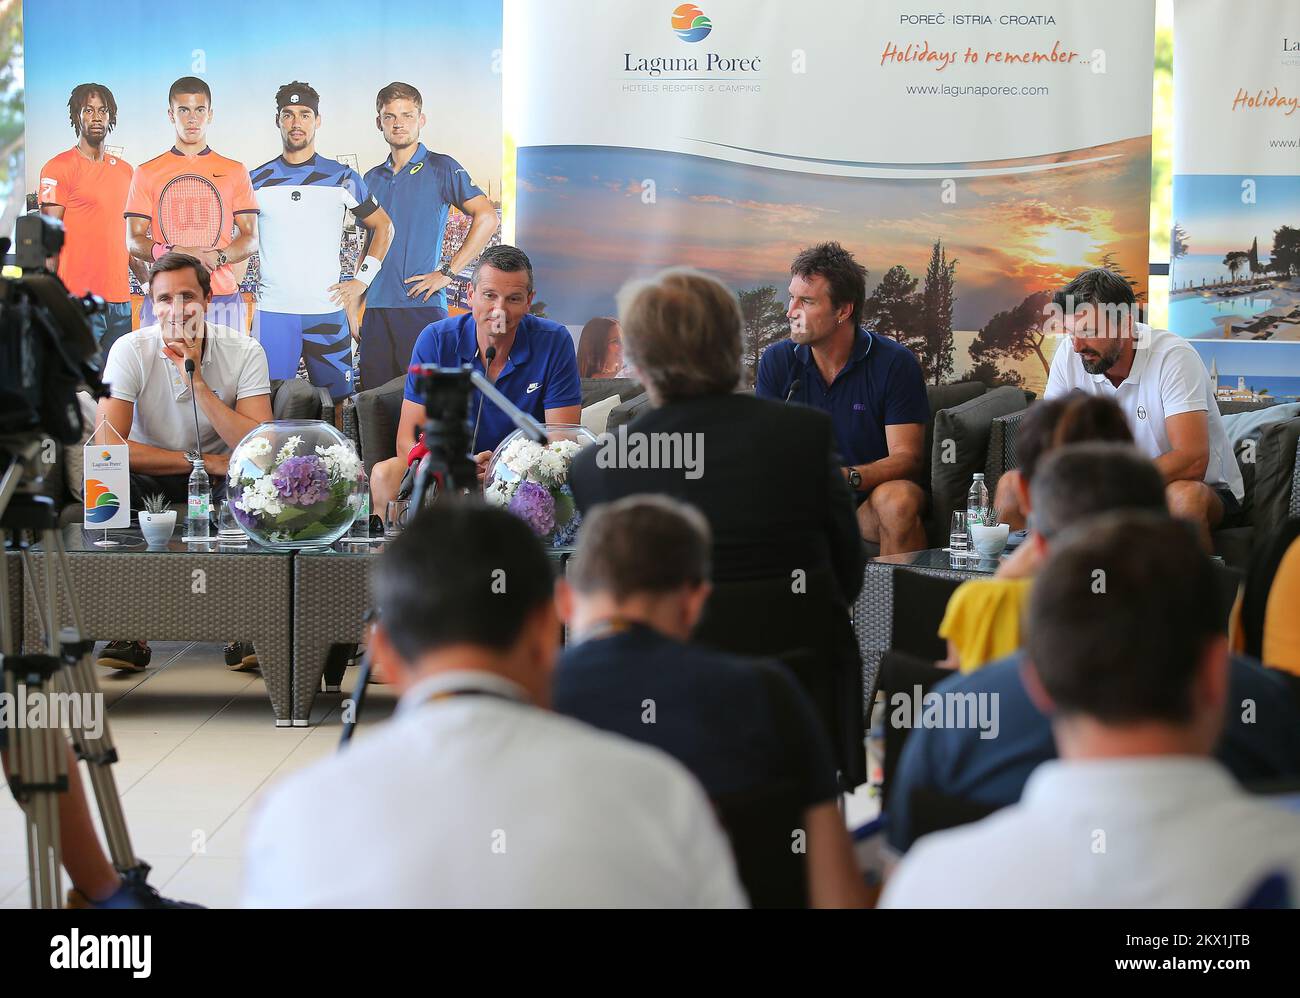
<box><xmin>359</xmin><ymin>81</ymin><xmax>499</xmax><ymax>390</ymax></box>
<box><xmin>369</xmin><ymin>244</ymin><xmax>582</xmax><ymax>512</ymax></box>
<box><xmin>757</xmin><ymin>242</ymin><xmax>929</xmax><ymax>554</ymax></box>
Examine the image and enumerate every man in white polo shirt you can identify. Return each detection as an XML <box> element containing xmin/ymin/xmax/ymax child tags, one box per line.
<box><xmin>1043</xmin><ymin>268</ymin><xmax>1243</xmax><ymax>550</ymax></box>
<box><xmin>96</xmin><ymin>252</ymin><xmax>272</xmax><ymax>672</ymax></box>
<box><xmin>882</xmin><ymin>513</ymin><xmax>1300</xmax><ymax>908</ymax></box>
<box><xmin>242</xmin><ymin>502</ymin><xmax>748</xmax><ymax>908</ymax></box>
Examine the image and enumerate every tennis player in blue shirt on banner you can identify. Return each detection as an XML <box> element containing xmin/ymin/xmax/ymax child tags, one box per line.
<box><xmin>359</xmin><ymin>81</ymin><xmax>500</xmax><ymax>391</ymax></box>
<box><xmin>368</xmin><ymin>245</ymin><xmax>582</xmax><ymax>513</ymax></box>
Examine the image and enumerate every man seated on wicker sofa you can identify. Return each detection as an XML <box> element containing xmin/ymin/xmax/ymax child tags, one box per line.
<box><xmin>1043</xmin><ymin>268</ymin><xmax>1243</xmax><ymax>551</ymax></box>
<box><xmin>95</xmin><ymin>252</ymin><xmax>272</xmax><ymax>673</ymax></box>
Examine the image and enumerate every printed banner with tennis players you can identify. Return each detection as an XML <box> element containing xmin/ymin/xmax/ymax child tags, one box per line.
<box><xmin>22</xmin><ymin>0</ymin><xmax>503</xmax><ymax>399</ymax></box>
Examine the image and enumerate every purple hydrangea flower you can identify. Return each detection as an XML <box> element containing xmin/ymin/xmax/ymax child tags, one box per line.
<box><xmin>508</xmin><ymin>481</ymin><xmax>556</xmax><ymax>536</ymax></box>
<box><xmin>272</xmin><ymin>455</ymin><xmax>331</xmax><ymax>506</ymax></box>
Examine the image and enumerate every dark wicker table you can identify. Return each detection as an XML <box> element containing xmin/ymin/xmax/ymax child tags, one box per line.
<box><xmin>853</xmin><ymin>548</ymin><xmax>1002</xmax><ymax>706</ymax></box>
<box><xmin>21</xmin><ymin>526</ymin><xmax>296</xmax><ymax>725</ymax></box>
<box><xmin>293</xmin><ymin>539</ymin><xmax>574</xmax><ymax>723</ymax></box>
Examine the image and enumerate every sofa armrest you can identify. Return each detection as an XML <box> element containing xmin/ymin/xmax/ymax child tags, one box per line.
<box><xmin>316</xmin><ymin>387</ymin><xmax>335</xmax><ymax>427</ymax></box>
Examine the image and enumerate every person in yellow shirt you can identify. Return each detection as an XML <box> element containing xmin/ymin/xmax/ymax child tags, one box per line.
<box><xmin>1231</xmin><ymin>518</ymin><xmax>1300</xmax><ymax>682</ymax></box>
<box><xmin>938</xmin><ymin>397</ymin><xmax>1144</xmax><ymax>673</ymax></box>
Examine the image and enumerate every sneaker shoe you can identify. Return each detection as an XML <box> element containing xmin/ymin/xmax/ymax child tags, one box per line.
<box><xmin>96</xmin><ymin>640</ymin><xmax>151</xmax><ymax>672</ymax></box>
<box><xmin>68</xmin><ymin>880</ymin><xmax>204</xmax><ymax>909</ymax></box>
<box><xmin>224</xmin><ymin>641</ymin><xmax>259</xmax><ymax>672</ymax></box>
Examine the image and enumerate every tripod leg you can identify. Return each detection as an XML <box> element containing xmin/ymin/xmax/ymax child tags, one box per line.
<box><xmin>338</xmin><ymin>644</ymin><xmax>374</xmax><ymax>748</ymax></box>
<box><xmin>50</xmin><ymin>530</ymin><xmax>141</xmax><ymax>875</ymax></box>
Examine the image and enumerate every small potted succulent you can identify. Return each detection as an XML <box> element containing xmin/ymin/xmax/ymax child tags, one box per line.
<box><xmin>969</xmin><ymin>505</ymin><xmax>1010</xmax><ymax>558</ymax></box>
<box><xmin>138</xmin><ymin>492</ymin><xmax>177</xmax><ymax>547</ymax></box>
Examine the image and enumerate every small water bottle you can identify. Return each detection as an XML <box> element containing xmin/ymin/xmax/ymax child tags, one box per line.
<box><xmin>188</xmin><ymin>458</ymin><xmax>211</xmax><ymax>540</ymax></box>
<box><xmin>350</xmin><ymin>467</ymin><xmax>371</xmax><ymax>541</ymax></box>
<box><xmin>967</xmin><ymin>472</ymin><xmax>989</xmax><ymax>527</ymax></box>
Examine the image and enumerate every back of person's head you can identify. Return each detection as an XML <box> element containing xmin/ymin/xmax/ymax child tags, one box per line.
<box><xmin>1017</xmin><ymin>393</ymin><xmax>1133</xmax><ymax>485</ymax></box>
<box><xmin>1026</xmin><ymin>511</ymin><xmax>1222</xmax><ymax>728</ymax></box>
<box><xmin>373</xmin><ymin>502</ymin><xmax>555</xmax><ymax>666</ymax></box>
<box><xmin>1029</xmin><ymin>442</ymin><xmax>1166</xmax><ymax>540</ymax></box>
<box><xmin>569</xmin><ymin>494</ymin><xmax>712</xmax><ymax>599</ymax></box>
<box><xmin>616</xmin><ymin>268</ymin><xmax>742</xmax><ymax>403</ymax></box>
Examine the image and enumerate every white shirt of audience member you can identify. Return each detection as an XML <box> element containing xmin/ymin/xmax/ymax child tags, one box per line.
<box><xmin>241</xmin><ymin>670</ymin><xmax>748</xmax><ymax>908</ymax></box>
<box><xmin>881</xmin><ymin>757</ymin><xmax>1300</xmax><ymax>907</ymax></box>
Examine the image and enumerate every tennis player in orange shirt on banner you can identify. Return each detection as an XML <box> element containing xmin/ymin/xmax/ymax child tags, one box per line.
<box><xmin>125</xmin><ymin>76</ymin><xmax>260</xmax><ymax>332</ymax></box>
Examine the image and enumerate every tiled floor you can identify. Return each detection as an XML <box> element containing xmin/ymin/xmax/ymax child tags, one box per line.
<box><xmin>2</xmin><ymin>642</ymin><xmax>878</xmax><ymax>908</ymax></box>
<box><xmin>0</xmin><ymin>641</ymin><xmax>398</xmax><ymax>909</ymax></box>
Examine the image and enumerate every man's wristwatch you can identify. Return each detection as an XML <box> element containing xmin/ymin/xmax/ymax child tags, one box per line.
<box><xmin>438</xmin><ymin>261</ymin><xmax>454</xmax><ymax>278</ymax></box>
<box><xmin>847</xmin><ymin>468</ymin><xmax>862</xmax><ymax>490</ymax></box>
<box><xmin>215</xmin><ymin>249</ymin><xmax>229</xmax><ymax>267</ymax></box>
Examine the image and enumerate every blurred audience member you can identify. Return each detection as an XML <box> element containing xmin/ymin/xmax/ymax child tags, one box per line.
<box><xmin>242</xmin><ymin>502</ymin><xmax>746</xmax><ymax>907</ymax></box>
<box><xmin>554</xmin><ymin>495</ymin><xmax>867</xmax><ymax>908</ymax></box>
<box><xmin>884</xmin><ymin>512</ymin><xmax>1300</xmax><ymax>907</ymax></box>
<box><xmin>577</xmin><ymin>316</ymin><xmax>626</xmax><ymax>379</ymax></box>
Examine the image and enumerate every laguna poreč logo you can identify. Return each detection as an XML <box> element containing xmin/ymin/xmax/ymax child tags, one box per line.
<box><xmin>672</xmin><ymin>3</ymin><xmax>712</xmax><ymax>43</ymax></box>
<box><xmin>85</xmin><ymin>479</ymin><xmax>121</xmax><ymax>524</ymax></box>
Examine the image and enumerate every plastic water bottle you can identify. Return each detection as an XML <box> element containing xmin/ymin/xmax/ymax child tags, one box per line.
<box><xmin>188</xmin><ymin>458</ymin><xmax>211</xmax><ymax>540</ymax></box>
<box><xmin>350</xmin><ymin>467</ymin><xmax>371</xmax><ymax>541</ymax></box>
<box><xmin>967</xmin><ymin>472</ymin><xmax>989</xmax><ymax>527</ymax></box>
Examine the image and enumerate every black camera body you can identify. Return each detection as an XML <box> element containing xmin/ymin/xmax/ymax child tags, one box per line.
<box><xmin>1</xmin><ymin>215</ymin><xmax>107</xmax><ymax>456</ymax></box>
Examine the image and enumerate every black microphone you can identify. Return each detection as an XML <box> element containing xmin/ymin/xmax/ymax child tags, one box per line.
<box><xmin>784</xmin><ymin>378</ymin><xmax>802</xmax><ymax>403</ymax></box>
<box><xmin>470</xmin><ymin>344</ymin><xmax>496</xmax><ymax>453</ymax></box>
<box><xmin>184</xmin><ymin>357</ymin><xmax>204</xmax><ymax>468</ymax></box>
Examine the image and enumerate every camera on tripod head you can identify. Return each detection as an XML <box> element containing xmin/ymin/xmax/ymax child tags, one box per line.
<box><xmin>0</xmin><ymin>214</ymin><xmax>108</xmax><ymax>483</ymax></box>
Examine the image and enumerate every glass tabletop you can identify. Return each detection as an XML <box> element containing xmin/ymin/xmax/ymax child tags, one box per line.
<box><xmin>35</xmin><ymin>525</ymin><xmax>294</xmax><ymax>557</ymax></box>
<box><xmin>296</xmin><ymin>534</ymin><xmax>576</xmax><ymax>560</ymax></box>
<box><xmin>870</xmin><ymin>548</ymin><xmax>1004</xmax><ymax>574</ymax></box>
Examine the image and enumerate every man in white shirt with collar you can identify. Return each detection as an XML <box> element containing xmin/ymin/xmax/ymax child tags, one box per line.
<box><xmin>241</xmin><ymin>502</ymin><xmax>748</xmax><ymax>908</ymax></box>
<box><xmin>1043</xmin><ymin>268</ymin><xmax>1243</xmax><ymax>550</ymax></box>
<box><xmin>882</xmin><ymin>511</ymin><xmax>1300</xmax><ymax>908</ymax></box>
<box><xmin>96</xmin><ymin>252</ymin><xmax>272</xmax><ymax>672</ymax></box>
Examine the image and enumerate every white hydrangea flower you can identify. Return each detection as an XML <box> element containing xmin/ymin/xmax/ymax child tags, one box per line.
<box><xmin>501</xmin><ymin>438</ymin><xmax>545</xmax><ymax>477</ymax></box>
<box><xmin>550</xmin><ymin>439</ymin><xmax>582</xmax><ymax>461</ymax></box>
<box><xmin>244</xmin><ymin>437</ymin><xmax>273</xmax><ymax>458</ymax></box>
<box><xmin>236</xmin><ymin>474</ymin><xmax>285</xmax><ymax>518</ymax></box>
<box><xmin>315</xmin><ymin>443</ymin><xmax>361</xmax><ymax>483</ymax></box>
<box><xmin>484</xmin><ymin>478</ymin><xmax>516</xmax><ymax>508</ymax></box>
<box><xmin>534</xmin><ymin>448</ymin><xmax>568</xmax><ymax>486</ymax></box>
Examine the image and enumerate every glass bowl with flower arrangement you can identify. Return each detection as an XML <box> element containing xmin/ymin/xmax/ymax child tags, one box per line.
<box><xmin>483</xmin><ymin>424</ymin><xmax>598</xmax><ymax>549</ymax></box>
<box><xmin>226</xmin><ymin>421</ymin><xmax>366</xmax><ymax>550</ymax></box>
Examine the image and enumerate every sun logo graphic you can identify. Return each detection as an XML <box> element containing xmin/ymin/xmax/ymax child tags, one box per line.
<box><xmin>84</xmin><ymin>479</ymin><xmax>121</xmax><ymax>525</ymax></box>
<box><xmin>672</xmin><ymin>3</ymin><xmax>712</xmax><ymax>42</ymax></box>
<box><xmin>100</xmin><ymin>450</ymin><xmax>112</xmax><ymax>460</ymax></box>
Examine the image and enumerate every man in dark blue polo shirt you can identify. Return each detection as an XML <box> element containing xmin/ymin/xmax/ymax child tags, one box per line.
<box><xmin>553</xmin><ymin>494</ymin><xmax>868</xmax><ymax>908</ymax></box>
<box><xmin>359</xmin><ymin>81</ymin><xmax>499</xmax><ymax>390</ymax></box>
<box><xmin>757</xmin><ymin>243</ymin><xmax>929</xmax><ymax>554</ymax></box>
<box><xmin>368</xmin><ymin>244</ymin><xmax>582</xmax><ymax>512</ymax></box>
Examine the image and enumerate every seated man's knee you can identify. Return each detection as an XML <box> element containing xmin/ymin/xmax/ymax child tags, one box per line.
<box><xmin>871</xmin><ymin>481</ymin><xmax>923</xmax><ymax>527</ymax></box>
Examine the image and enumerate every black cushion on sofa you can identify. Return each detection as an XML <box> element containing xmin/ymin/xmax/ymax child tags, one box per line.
<box><xmin>929</xmin><ymin>386</ymin><xmax>1031</xmax><ymax>543</ymax></box>
<box><xmin>1251</xmin><ymin>415</ymin><xmax>1300</xmax><ymax>542</ymax></box>
<box><xmin>919</xmin><ymin>382</ymin><xmax>986</xmax><ymax>495</ymax></box>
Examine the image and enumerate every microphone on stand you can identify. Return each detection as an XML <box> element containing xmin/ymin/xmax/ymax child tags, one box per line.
<box><xmin>784</xmin><ymin>378</ymin><xmax>802</xmax><ymax>403</ymax></box>
<box><xmin>471</xmin><ymin>344</ymin><xmax>496</xmax><ymax>453</ymax></box>
<box><xmin>184</xmin><ymin>358</ymin><xmax>204</xmax><ymax>460</ymax></box>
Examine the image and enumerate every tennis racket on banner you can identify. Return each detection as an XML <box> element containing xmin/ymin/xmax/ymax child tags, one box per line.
<box><xmin>156</xmin><ymin>174</ymin><xmax>248</xmax><ymax>286</ymax></box>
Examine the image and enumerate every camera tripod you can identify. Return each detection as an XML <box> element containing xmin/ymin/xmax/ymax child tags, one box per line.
<box><xmin>338</xmin><ymin>364</ymin><xmax>547</xmax><ymax>746</ymax></box>
<box><xmin>0</xmin><ymin>445</ymin><xmax>143</xmax><ymax>908</ymax></box>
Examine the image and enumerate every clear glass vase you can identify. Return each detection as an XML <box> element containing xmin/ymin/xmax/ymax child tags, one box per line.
<box><xmin>483</xmin><ymin>424</ymin><xmax>598</xmax><ymax>549</ymax></box>
<box><xmin>226</xmin><ymin>419</ymin><xmax>366</xmax><ymax>551</ymax></box>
